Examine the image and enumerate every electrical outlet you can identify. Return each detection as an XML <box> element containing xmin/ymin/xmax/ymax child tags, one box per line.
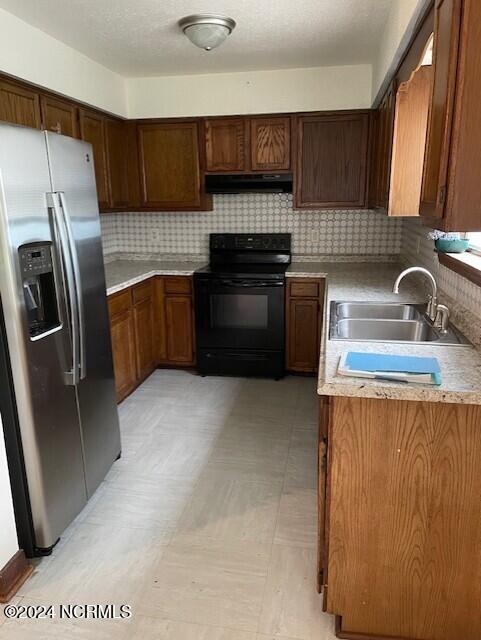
<box><xmin>311</xmin><ymin>229</ymin><xmax>320</xmax><ymax>244</ymax></box>
<box><xmin>150</xmin><ymin>228</ymin><xmax>162</xmax><ymax>250</ymax></box>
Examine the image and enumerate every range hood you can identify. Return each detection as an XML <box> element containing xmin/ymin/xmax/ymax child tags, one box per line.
<box><xmin>205</xmin><ymin>173</ymin><xmax>293</xmax><ymax>194</ymax></box>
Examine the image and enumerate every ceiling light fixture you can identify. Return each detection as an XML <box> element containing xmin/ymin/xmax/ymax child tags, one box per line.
<box><xmin>178</xmin><ymin>14</ymin><xmax>236</xmax><ymax>51</ymax></box>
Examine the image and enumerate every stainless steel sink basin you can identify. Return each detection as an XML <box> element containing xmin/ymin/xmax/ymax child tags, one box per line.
<box><xmin>336</xmin><ymin>318</ymin><xmax>437</xmax><ymax>342</ymax></box>
<box><xmin>329</xmin><ymin>301</ymin><xmax>471</xmax><ymax>346</ymax></box>
<box><xmin>335</xmin><ymin>302</ymin><xmax>423</xmax><ymax>321</ymax></box>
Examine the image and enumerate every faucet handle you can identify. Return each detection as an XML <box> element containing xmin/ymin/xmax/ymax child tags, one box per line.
<box><xmin>434</xmin><ymin>304</ymin><xmax>450</xmax><ymax>333</ymax></box>
<box><xmin>426</xmin><ymin>294</ymin><xmax>438</xmax><ymax>322</ymax></box>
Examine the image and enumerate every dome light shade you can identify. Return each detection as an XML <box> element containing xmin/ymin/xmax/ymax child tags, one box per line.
<box><xmin>179</xmin><ymin>15</ymin><xmax>236</xmax><ymax>51</ymax></box>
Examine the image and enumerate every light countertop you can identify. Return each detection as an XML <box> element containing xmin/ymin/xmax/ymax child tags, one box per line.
<box><xmin>104</xmin><ymin>259</ymin><xmax>206</xmax><ymax>295</ymax></box>
<box><xmin>315</xmin><ymin>262</ymin><xmax>481</xmax><ymax>405</ymax></box>
<box><xmin>104</xmin><ymin>257</ymin><xmax>481</xmax><ymax>404</ymax></box>
<box><xmin>104</xmin><ymin>258</ymin><xmax>330</xmax><ymax>295</ymax></box>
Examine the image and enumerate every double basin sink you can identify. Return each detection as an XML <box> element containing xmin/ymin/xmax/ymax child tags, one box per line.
<box><xmin>329</xmin><ymin>301</ymin><xmax>470</xmax><ymax>346</ymax></box>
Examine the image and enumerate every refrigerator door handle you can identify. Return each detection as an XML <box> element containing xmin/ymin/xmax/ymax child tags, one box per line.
<box><xmin>58</xmin><ymin>192</ymin><xmax>86</xmax><ymax>381</ymax></box>
<box><xmin>47</xmin><ymin>192</ymin><xmax>80</xmax><ymax>386</ymax></box>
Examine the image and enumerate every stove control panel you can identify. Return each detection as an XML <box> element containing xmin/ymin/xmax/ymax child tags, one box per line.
<box><xmin>210</xmin><ymin>233</ymin><xmax>291</xmax><ymax>252</ymax></box>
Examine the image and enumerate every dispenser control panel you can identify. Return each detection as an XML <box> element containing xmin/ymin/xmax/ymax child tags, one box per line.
<box><xmin>19</xmin><ymin>244</ymin><xmax>53</xmax><ymax>277</ymax></box>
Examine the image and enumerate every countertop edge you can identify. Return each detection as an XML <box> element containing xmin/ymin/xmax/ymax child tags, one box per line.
<box><xmin>105</xmin><ymin>260</ymin><xmax>331</xmax><ymax>295</ymax></box>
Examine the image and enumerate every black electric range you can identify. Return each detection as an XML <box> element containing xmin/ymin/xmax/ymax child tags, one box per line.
<box><xmin>194</xmin><ymin>233</ymin><xmax>291</xmax><ymax>378</ymax></box>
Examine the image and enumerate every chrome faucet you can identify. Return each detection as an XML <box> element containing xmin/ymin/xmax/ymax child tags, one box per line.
<box><xmin>392</xmin><ymin>266</ymin><xmax>450</xmax><ymax>333</ymax></box>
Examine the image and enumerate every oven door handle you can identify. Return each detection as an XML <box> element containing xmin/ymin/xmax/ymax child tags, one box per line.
<box><xmin>217</xmin><ymin>279</ymin><xmax>284</xmax><ymax>288</ymax></box>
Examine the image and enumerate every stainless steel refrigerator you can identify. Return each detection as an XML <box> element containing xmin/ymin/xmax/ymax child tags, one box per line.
<box><xmin>0</xmin><ymin>122</ymin><xmax>121</xmax><ymax>556</ymax></box>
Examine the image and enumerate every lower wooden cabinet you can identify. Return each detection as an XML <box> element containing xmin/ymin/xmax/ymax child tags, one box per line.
<box><xmin>108</xmin><ymin>290</ymin><xmax>137</xmax><ymax>403</ymax></box>
<box><xmin>108</xmin><ymin>276</ymin><xmax>195</xmax><ymax>402</ymax></box>
<box><xmin>317</xmin><ymin>395</ymin><xmax>330</xmax><ymax>594</ymax></box>
<box><xmin>286</xmin><ymin>278</ymin><xmax>325</xmax><ymax>373</ymax></box>
<box><xmin>155</xmin><ymin>276</ymin><xmax>195</xmax><ymax>366</ymax></box>
<box><xmin>320</xmin><ymin>395</ymin><xmax>481</xmax><ymax>640</ymax></box>
<box><xmin>132</xmin><ymin>281</ymin><xmax>155</xmax><ymax>382</ymax></box>
<box><xmin>108</xmin><ymin>282</ymin><xmax>155</xmax><ymax>402</ymax></box>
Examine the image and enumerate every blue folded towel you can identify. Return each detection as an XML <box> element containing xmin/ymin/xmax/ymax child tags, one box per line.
<box><xmin>345</xmin><ymin>352</ymin><xmax>440</xmax><ymax>375</ymax></box>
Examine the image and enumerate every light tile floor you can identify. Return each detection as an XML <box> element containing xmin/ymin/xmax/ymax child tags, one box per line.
<box><xmin>1</xmin><ymin>370</ymin><xmax>336</xmax><ymax>640</ymax></box>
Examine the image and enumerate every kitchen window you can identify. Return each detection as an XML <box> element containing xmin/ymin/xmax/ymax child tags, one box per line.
<box><xmin>469</xmin><ymin>232</ymin><xmax>481</xmax><ymax>255</ymax></box>
<box><xmin>438</xmin><ymin>232</ymin><xmax>481</xmax><ymax>287</ymax></box>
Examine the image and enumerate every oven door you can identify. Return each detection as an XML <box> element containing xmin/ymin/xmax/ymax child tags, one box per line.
<box><xmin>195</xmin><ymin>276</ymin><xmax>285</xmax><ymax>351</ymax></box>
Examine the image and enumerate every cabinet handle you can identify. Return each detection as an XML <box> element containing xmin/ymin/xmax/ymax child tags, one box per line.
<box><xmin>439</xmin><ymin>185</ymin><xmax>447</xmax><ymax>205</ymax></box>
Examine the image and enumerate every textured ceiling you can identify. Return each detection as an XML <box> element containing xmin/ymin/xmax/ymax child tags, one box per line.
<box><xmin>0</xmin><ymin>0</ymin><xmax>392</xmax><ymax>77</ymax></box>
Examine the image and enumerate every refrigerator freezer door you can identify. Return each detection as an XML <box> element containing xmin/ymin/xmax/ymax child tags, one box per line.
<box><xmin>0</xmin><ymin>123</ymin><xmax>87</xmax><ymax>551</ymax></box>
<box><xmin>45</xmin><ymin>132</ymin><xmax>121</xmax><ymax>497</ymax></box>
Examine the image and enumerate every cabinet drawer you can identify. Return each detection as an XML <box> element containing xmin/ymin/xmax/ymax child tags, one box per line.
<box><xmin>108</xmin><ymin>289</ymin><xmax>132</xmax><ymax>317</ymax></box>
<box><xmin>133</xmin><ymin>279</ymin><xmax>152</xmax><ymax>304</ymax></box>
<box><xmin>164</xmin><ymin>277</ymin><xmax>192</xmax><ymax>295</ymax></box>
<box><xmin>289</xmin><ymin>280</ymin><xmax>320</xmax><ymax>298</ymax></box>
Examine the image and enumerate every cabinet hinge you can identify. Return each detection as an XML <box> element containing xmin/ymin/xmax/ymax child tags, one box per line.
<box><xmin>439</xmin><ymin>185</ymin><xmax>447</xmax><ymax>205</ymax></box>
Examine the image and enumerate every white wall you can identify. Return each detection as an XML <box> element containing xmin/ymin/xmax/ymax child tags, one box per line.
<box><xmin>0</xmin><ymin>414</ymin><xmax>18</xmax><ymax>568</ymax></box>
<box><xmin>126</xmin><ymin>64</ymin><xmax>372</xmax><ymax>119</ymax></box>
<box><xmin>0</xmin><ymin>8</ymin><xmax>127</xmax><ymax>117</ymax></box>
<box><xmin>372</xmin><ymin>0</ymin><xmax>429</xmax><ymax>100</ymax></box>
<box><xmin>0</xmin><ymin>9</ymin><xmax>372</xmax><ymax>118</ymax></box>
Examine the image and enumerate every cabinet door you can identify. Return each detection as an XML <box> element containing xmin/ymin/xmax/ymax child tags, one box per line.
<box><xmin>138</xmin><ymin>122</ymin><xmax>202</xmax><ymax>209</ymax></box>
<box><xmin>105</xmin><ymin>119</ymin><xmax>130</xmax><ymax>209</ymax></box>
<box><xmin>40</xmin><ymin>95</ymin><xmax>78</xmax><ymax>137</ymax></box>
<box><xmin>420</xmin><ymin>0</ymin><xmax>462</xmax><ymax>220</ymax></box>
<box><xmin>295</xmin><ymin>113</ymin><xmax>369</xmax><ymax>208</ymax></box>
<box><xmin>205</xmin><ymin>117</ymin><xmax>247</xmax><ymax>172</ymax></box>
<box><xmin>0</xmin><ymin>79</ymin><xmax>41</xmax><ymax>128</ymax></box>
<box><xmin>79</xmin><ymin>109</ymin><xmax>110</xmax><ymax>210</ymax></box>
<box><xmin>154</xmin><ymin>277</ymin><xmax>168</xmax><ymax>362</ymax></box>
<box><xmin>376</xmin><ymin>82</ymin><xmax>397</xmax><ymax>209</ymax></box>
<box><xmin>250</xmin><ymin>116</ymin><xmax>291</xmax><ymax>171</ymax></box>
<box><xmin>286</xmin><ymin>298</ymin><xmax>320</xmax><ymax>372</ymax></box>
<box><xmin>388</xmin><ymin>65</ymin><xmax>432</xmax><ymax>217</ymax></box>
<box><xmin>133</xmin><ymin>297</ymin><xmax>155</xmax><ymax>381</ymax></box>
<box><xmin>165</xmin><ymin>295</ymin><xmax>194</xmax><ymax>364</ymax></box>
<box><xmin>318</xmin><ymin>396</ymin><xmax>330</xmax><ymax>594</ymax></box>
<box><xmin>110</xmin><ymin>309</ymin><xmax>137</xmax><ymax>402</ymax></box>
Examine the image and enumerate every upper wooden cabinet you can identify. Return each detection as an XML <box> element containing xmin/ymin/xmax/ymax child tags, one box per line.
<box><xmin>388</xmin><ymin>64</ymin><xmax>433</xmax><ymax>217</ymax></box>
<box><xmin>369</xmin><ymin>82</ymin><xmax>397</xmax><ymax>210</ymax></box>
<box><xmin>78</xmin><ymin>108</ymin><xmax>110</xmax><ymax>210</ymax></box>
<box><xmin>205</xmin><ymin>117</ymin><xmax>247</xmax><ymax>172</ymax></box>
<box><xmin>40</xmin><ymin>95</ymin><xmax>78</xmax><ymax>137</ymax></box>
<box><xmin>295</xmin><ymin>112</ymin><xmax>369</xmax><ymax>208</ymax></box>
<box><xmin>138</xmin><ymin>121</ymin><xmax>209</xmax><ymax>210</ymax></box>
<box><xmin>421</xmin><ymin>0</ymin><xmax>461</xmax><ymax>222</ymax></box>
<box><xmin>204</xmin><ymin>115</ymin><xmax>291</xmax><ymax>173</ymax></box>
<box><xmin>0</xmin><ymin>80</ymin><xmax>41</xmax><ymax>129</ymax></box>
<box><xmin>421</xmin><ymin>0</ymin><xmax>481</xmax><ymax>230</ymax></box>
<box><xmin>105</xmin><ymin>118</ymin><xmax>130</xmax><ymax>209</ymax></box>
<box><xmin>250</xmin><ymin>116</ymin><xmax>291</xmax><ymax>171</ymax></box>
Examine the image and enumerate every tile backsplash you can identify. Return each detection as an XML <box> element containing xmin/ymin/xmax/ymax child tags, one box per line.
<box><xmin>401</xmin><ymin>218</ymin><xmax>481</xmax><ymax>320</ymax></box>
<box><xmin>100</xmin><ymin>194</ymin><xmax>402</xmax><ymax>258</ymax></box>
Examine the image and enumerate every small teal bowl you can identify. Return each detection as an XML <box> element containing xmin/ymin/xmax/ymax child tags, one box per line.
<box><xmin>435</xmin><ymin>238</ymin><xmax>470</xmax><ymax>253</ymax></box>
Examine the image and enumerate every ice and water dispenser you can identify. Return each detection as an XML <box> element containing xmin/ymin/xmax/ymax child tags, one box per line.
<box><xmin>19</xmin><ymin>243</ymin><xmax>60</xmax><ymax>339</ymax></box>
